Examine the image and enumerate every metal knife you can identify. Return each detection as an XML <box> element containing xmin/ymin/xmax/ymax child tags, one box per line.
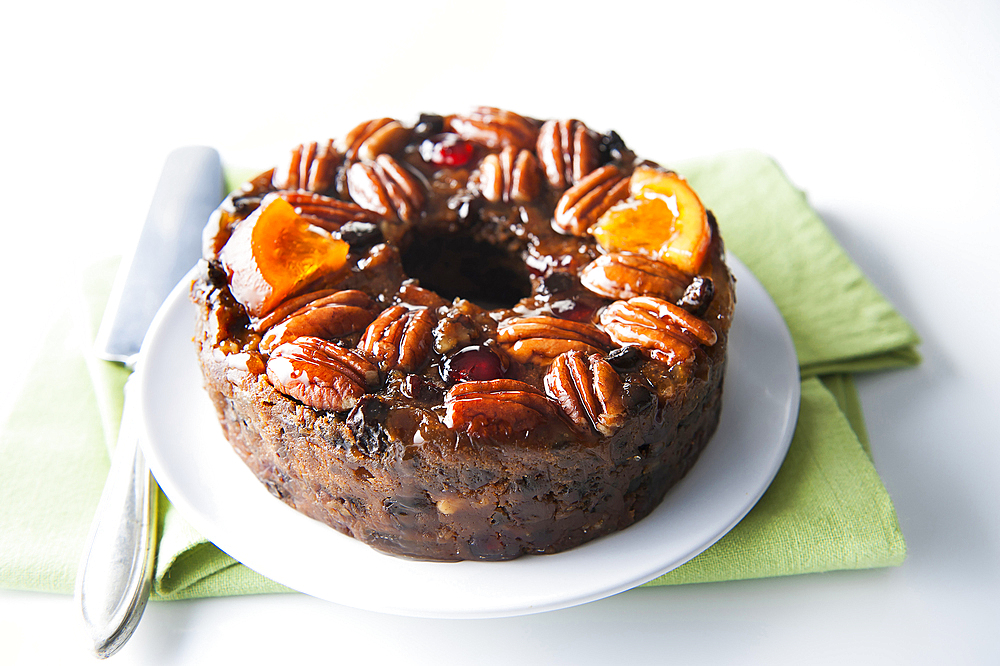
<box><xmin>76</xmin><ymin>146</ymin><xmax>224</xmax><ymax>658</ymax></box>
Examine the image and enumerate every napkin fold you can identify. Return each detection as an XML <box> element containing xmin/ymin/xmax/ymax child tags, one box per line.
<box><xmin>0</xmin><ymin>150</ymin><xmax>918</xmax><ymax>599</ymax></box>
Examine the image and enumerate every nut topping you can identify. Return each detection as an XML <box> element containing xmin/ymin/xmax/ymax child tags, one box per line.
<box><xmin>339</xmin><ymin>118</ymin><xmax>410</xmax><ymax>162</ymax></box>
<box><xmin>259</xmin><ymin>290</ymin><xmax>378</xmax><ymax>353</ymax></box>
<box><xmin>347</xmin><ymin>155</ymin><xmax>425</xmax><ymax>223</ymax></box>
<box><xmin>497</xmin><ymin>316</ymin><xmax>612</xmax><ymax>365</ymax></box>
<box><xmin>580</xmin><ymin>252</ymin><xmax>689</xmax><ymax>301</ymax></box>
<box><xmin>360</xmin><ymin>304</ymin><xmax>436</xmax><ymax>372</ymax></box>
<box><xmin>478</xmin><ymin>146</ymin><xmax>541</xmax><ymax>204</ymax></box>
<box><xmin>552</xmin><ymin>164</ymin><xmax>631</xmax><ymax>236</ymax></box>
<box><xmin>397</xmin><ymin>281</ymin><xmax>450</xmax><ymax>309</ymax></box>
<box><xmin>600</xmin><ymin>296</ymin><xmax>717</xmax><ymax>366</ymax></box>
<box><xmin>266</xmin><ymin>336</ymin><xmax>379</xmax><ymax>412</ymax></box>
<box><xmin>277</xmin><ymin>191</ymin><xmax>382</xmax><ymax>232</ymax></box>
<box><xmin>254</xmin><ymin>288</ymin><xmax>339</xmax><ymax>332</ymax></box>
<box><xmin>443</xmin><ymin>379</ymin><xmax>560</xmax><ymax>438</ymax></box>
<box><xmin>544</xmin><ymin>350</ymin><xmax>626</xmax><ymax>436</ymax></box>
<box><xmin>536</xmin><ymin>119</ymin><xmax>599</xmax><ymax>189</ymax></box>
<box><xmin>448</xmin><ymin>107</ymin><xmax>539</xmax><ymax>151</ymax></box>
<box><xmin>272</xmin><ymin>140</ymin><xmax>341</xmax><ymax>194</ymax></box>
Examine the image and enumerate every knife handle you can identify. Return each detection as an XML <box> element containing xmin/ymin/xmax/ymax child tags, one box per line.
<box><xmin>76</xmin><ymin>375</ymin><xmax>158</xmax><ymax>659</ymax></box>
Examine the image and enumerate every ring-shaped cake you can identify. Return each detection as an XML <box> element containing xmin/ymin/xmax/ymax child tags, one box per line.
<box><xmin>192</xmin><ymin>108</ymin><xmax>735</xmax><ymax>561</ymax></box>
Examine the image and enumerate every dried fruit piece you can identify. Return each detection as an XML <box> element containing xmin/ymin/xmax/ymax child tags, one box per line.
<box><xmin>266</xmin><ymin>336</ymin><xmax>379</xmax><ymax>411</ymax></box>
<box><xmin>579</xmin><ymin>252</ymin><xmax>689</xmax><ymax>301</ymax></box>
<box><xmin>272</xmin><ymin>140</ymin><xmax>341</xmax><ymax>193</ymax></box>
<box><xmin>419</xmin><ymin>133</ymin><xmax>475</xmax><ymax>167</ymax></box>
<box><xmin>478</xmin><ymin>146</ymin><xmax>541</xmax><ymax>204</ymax></box>
<box><xmin>497</xmin><ymin>316</ymin><xmax>611</xmax><ymax>365</ymax></box>
<box><xmin>547</xmin><ymin>294</ymin><xmax>603</xmax><ymax>323</ymax></box>
<box><xmin>592</xmin><ymin>166</ymin><xmax>711</xmax><ymax>274</ymax></box>
<box><xmin>449</xmin><ymin>107</ymin><xmax>539</xmax><ymax>151</ymax></box>
<box><xmin>605</xmin><ymin>346</ymin><xmax>643</xmax><ymax>371</ymax></box>
<box><xmin>360</xmin><ymin>305</ymin><xmax>436</xmax><ymax>372</ymax></box>
<box><xmin>676</xmin><ymin>276</ymin><xmax>715</xmax><ymax>316</ymax></box>
<box><xmin>599</xmin><ymin>296</ymin><xmax>717</xmax><ymax>366</ymax></box>
<box><xmin>259</xmin><ymin>290</ymin><xmax>378</xmax><ymax>353</ymax></box>
<box><xmin>442</xmin><ymin>345</ymin><xmax>507</xmax><ymax>383</ymax></box>
<box><xmin>536</xmin><ymin>119</ymin><xmax>599</xmax><ymax>189</ymax></box>
<box><xmin>337</xmin><ymin>221</ymin><xmax>384</xmax><ymax>247</ymax></box>
<box><xmin>277</xmin><ymin>191</ymin><xmax>381</xmax><ymax>232</ymax></box>
<box><xmin>347</xmin><ymin>396</ymin><xmax>393</xmax><ymax>455</ymax></box>
<box><xmin>596</xmin><ymin>130</ymin><xmax>631</xmax><ymax>164</ymax></box>
<box><xmin>552</xmin><ymin>165</ymin><xmax>631</xmax><ymax>236</ymax></box>
<box><xmin>544</xmin><ymin>350</ymin><xmax>626</xmax><ymax>436</ymax></box>
<box><xmin>414</xmin><ymin>113</ymin><xmax>445</xmax><ymax>137</ymax></box>
<box><xmin>219</xmin><ymin>195</ymin><xmax>350</xmax><ymax>318</ymax></box>
<box><xmin>443</xmin><ymin>379</ymin><xmax>560</xmax><ymax>438</ymax></box>
<box><xmin>347</xmin><ymin>155</ymin><xmax>425</xmax><ymax>223</ymax></box>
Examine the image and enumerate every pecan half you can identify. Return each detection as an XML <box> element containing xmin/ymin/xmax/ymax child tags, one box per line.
<box><xmin>448</xmin><ymin>107</ymin><xmax>539</xmax><ymax>151</ymax></box>
<box><xmin>497</xmin><ymin>316</ymin><xmax>612</xmax><ymax>365</ymax></box>
<box><xmin>443</xmin><ymin>379</ymin><xmax>560</xmax><ymax>438</ymax></box>
<box><xmin>340</xmin><ymin>118</ymin><xmax>410</xmax><ymax>162</ymax></box>
<box><xmin>544</xmin><ymin>350</ymin><xmax>626</xmax><ymax>436</ymax></box>
<box><xmin>580</xmin><ymin>253</ymin><xmax>689</xmax><ymax>301</ymax></box>
<box><xmin>536</xmin><ymin>119</ymin><xmax>599</xmax><ymax>189</ymax></box>
<box><xmin>599</xmin><ymin>296</ymin><xmax>717</xmax><ymax>366</ymax></box>
<box><xmin>552</xmin><ymin>165</ymin><xmax>630</xmax><ymax>236</ymax></box>
<box><xmin>259</xmin><ymin>290</ymin><xmax>378</xmax><ymax>353</ymax></box>
<box><xmin>277</xmin><ymin>191</ymin><xmax>382</xmax><ymax>232</ymax></box>
<box><xmin>254</xmin><ymin>289</ymin><xmax>338</xmax><ymax>332</ymax></box>
<box><xmin>398</xmin><ymin>281</ymin><xmax>450</xmax><ymax>309</ymax></box>
<box><xmin>360</xmin><ymin>304</ymin><xmax>436</xmax><ymax>372</ymax></box>
<box><xmin>346</xmin><ymin>155</ymin><xmax>425</xmax><ymax>223</ymax></box>
<box><xmin>266</xmin><ymin>336</ymin><xmax>379</xmax><ymax>411</ymax></box>
<box><xmin>272</xmin><ymin>140</ymin><xmax>341</xmax><ymax>194</ymax></box>
<box><xmin>478</xmin><ymin>146</ymin><xmax>541</xmax><ymax>204</ymax></box>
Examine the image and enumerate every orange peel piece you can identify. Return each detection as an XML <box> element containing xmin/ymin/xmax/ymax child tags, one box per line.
<box><xmin>220</xmin><ymin>195</ymin><xmax>350</xmax><ymax>318</ymax></box>
<box><xmin>591</xmin><ymin>166</ymin><xmax>711</xmax><ymax>274</ymax></box>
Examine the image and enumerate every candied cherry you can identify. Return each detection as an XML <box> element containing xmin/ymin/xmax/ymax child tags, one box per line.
<box><xmin>419</xmin><ymin>133</ymin><xmax>475</xmax><ymax>167</ymax></box>
<box><xmin>219</xmin><ymin>196</ymin><xmax>349</xmax><ymax>318</ymax></box>
<box><xmin>591</xmin><ymin>166</ymin><xmax>711</xmax><ymax>275</ymax></box>
<box><xmin>443</xmin><ymin>345</ymin><xmax>506</xmax><ymax>383</ymax></box>
<box><xmin>549</xmin><ymin>294</ymin><xmax>600</xmax><ymax>322</ymax></box>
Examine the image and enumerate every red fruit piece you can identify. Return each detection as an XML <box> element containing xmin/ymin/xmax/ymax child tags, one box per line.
<box><xmin>549</xmin><ymin>295</ymin><xmax>600</xmax><ymax>323</ymax></box>
<box><xmin>443</xmin><ymin>345</ymin><xmax>506</xmax><ymax>382</ymax></box>
<box><xmin>419</xmin><ymin>134</ymin><xmax>475</xmax><ymax>167</ymax></box>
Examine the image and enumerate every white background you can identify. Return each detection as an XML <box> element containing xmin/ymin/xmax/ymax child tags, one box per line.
<box><xmin>2</xmin><ymin>0</ymin><xmax>999</xmax><ymax>663</ymax></box>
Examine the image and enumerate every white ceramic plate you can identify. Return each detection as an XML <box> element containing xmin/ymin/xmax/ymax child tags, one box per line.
<box><xmin>138</xmin><ymin>254</ymin><xmax>799</xmax><ymax>619</ymax></box>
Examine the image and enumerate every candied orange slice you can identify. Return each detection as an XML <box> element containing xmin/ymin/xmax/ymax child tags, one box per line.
<box><xmin>220</xmin><ymin>195</ymin><xmax>350</xmax><ymax>318</ymax></box>
<box><xmin>591</xmin><ymin>166</ymin><xmax>711</xmax><ymax>274</ymax></box>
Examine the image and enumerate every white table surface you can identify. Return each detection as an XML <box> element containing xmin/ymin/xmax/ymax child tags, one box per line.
<box><xmin>2</xmin><ymin>0</ymin><xmax>999</xmax><ymax>663</ymax></box>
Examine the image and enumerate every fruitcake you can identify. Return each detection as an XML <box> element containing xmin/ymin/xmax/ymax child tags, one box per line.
<box><xmin>191</xmin><ymin>108</ymin><xmax>735</xmax><ymax>561</ymax></box>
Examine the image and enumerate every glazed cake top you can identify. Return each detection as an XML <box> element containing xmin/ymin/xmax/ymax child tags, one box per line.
<box><xmin>196</xmin><ymin>107</ymin><xmax>734</xmax><ymax>448</ymax></box>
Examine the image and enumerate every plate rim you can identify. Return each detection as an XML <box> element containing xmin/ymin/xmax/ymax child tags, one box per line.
<box><xmin>138</xmin><ymin>253</ymin><xmax>799</xmax><ymax>618</ymax></box>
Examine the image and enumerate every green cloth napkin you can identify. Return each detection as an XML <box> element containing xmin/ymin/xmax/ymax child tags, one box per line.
<box><xmin>0</xmin><ymin>150</ymin><xmax>919</xmax><ymax>599</ymax></box>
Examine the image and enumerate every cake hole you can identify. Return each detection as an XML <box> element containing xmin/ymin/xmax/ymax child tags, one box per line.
<box><xmin>401</xmin><ymin>234</ymin><xmax>532</xmax><ymax>309</ymax></box>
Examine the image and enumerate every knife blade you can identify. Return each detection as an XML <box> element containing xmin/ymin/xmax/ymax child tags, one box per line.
<box><xmin>76</xmin><ymin>146</ymin><xmax>224</xmax><ymax>658</ymax></box>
